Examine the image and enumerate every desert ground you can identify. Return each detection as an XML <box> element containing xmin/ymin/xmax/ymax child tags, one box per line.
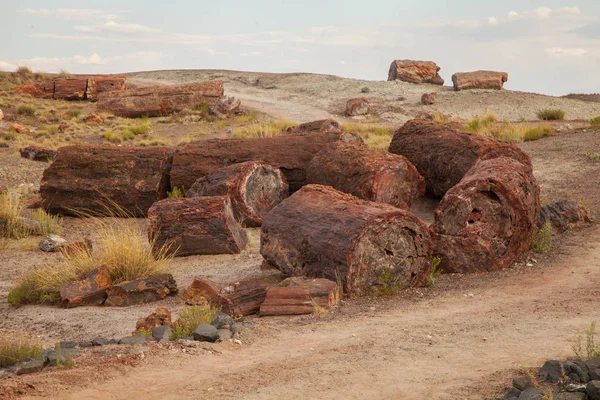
<box><xmin>1</xmin><ymin>69</ymin><xmax>600</xmax><ymax>399</ymax></box>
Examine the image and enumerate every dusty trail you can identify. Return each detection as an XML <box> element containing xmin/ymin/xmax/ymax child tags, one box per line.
<box><xmin>50</xmin><ymin>228</ymin><xmax>600</xmax><ymax>400</ymax></box>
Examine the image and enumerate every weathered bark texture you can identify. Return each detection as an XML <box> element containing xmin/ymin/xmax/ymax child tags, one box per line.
<box><xmin>183</xmin><ymin>276</ymin><xmax>276</xmax><ymax>316</ymax></box>
<box><xmin>54</xmin><ymin>79</ymin><xmax>87</xmax><ymax>100</ymax></box>
<box><xmin>19</xmin><ymin>146</ymin><xmax>56</xmax><ymax>162</ymax></box>
<box><xmin>284</xmin><ymin>119</ymin><xmax>341</xmax><ymax>135</ymax></box>
<box><xmin>260</xmin><ymin>185</ymin><xmax>433</xmax><ymax>294</ymax></box>
<box><xmin>170</xmin><ymin>132</ymin><xmax>363</xmax><ymax>192</ymax></box>
<box><xmin>431</xmin><ymin>157</ymin><xmax>540</xmax><ymax>273</ymax></box>
<box><xmin>96</xmin><ymin>81</ymin><xmax>224</xmax><ymax>118</ymax></box>
<box><xmin>538</xmin><ymin>199</ymin><xmax>591</xmax><ymax>232</ymax></box>
<box><xmin>40</xmin><ymin>145</ymin><xmax>175</xmax><ymax>217</ymax></box>
<box><xmin>388</xmin><ymin>119</ymin><xmax>532</xmax><ymax>197</ymax></box>
<box><xmin>86</xmin><ymin>76</ymin><xmax>127</xmax><ymax>101</ymax></box>
<box><xmin>186</xmin><ymin>161</ymin><xmax>289</xmax><ymax>227</ymax></box>
<box><xmin>104</xmin><ymin>274</ymin><xmax>178</xmax><ymax>307</ymax></box>
<box><xmin>13</xmin><ymin>81</ymin><xmax>55</xmax><ymax>98</ymax></box>
<box><xmin>147</xmin><ymin>196</ymin><xmax>248</xmax><ymax>257</ymax></box>
<box><xmin>388</xmin><ymin>60</ymin><xmax>444</xmax><ymax>85</ymax></box>
<box><xmin>452</xmin><ymin>71</ymin><xmax>508</xmax><ymax>91</ymax></box>
<box><xmin>260</xmin><ymin>277</ymin><xmax>339</xmax><ymax>316</ymax></box>
<box><xmin>306</xmin><ymin>142</ymin><xmax>425</xmax><ymax>210</ymax></box>
<box><xmin>60</xmin><ymin>266</ymin><xmax>111</xmax><ymax>308</ymax></box>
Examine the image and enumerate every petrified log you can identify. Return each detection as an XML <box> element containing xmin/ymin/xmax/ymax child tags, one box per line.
<box><xmin>60</xmin><ymin>266</ymin><xmax>111</xmax><ymax>308</ymax></box>
<box><xmin>260</xmin><ymin>277</ymin><xmax>339</xmax><ymax>316</ymax></box>
<box><xmin>538</xmin><ymin>199</ymin><xmax>591</xmax><ymax>232</ymax></box>
<box><xmin>345</xmin><ymin>98</ymin><xmax>370</xmax><ymax>116</ymax></box>
<box><xmin>40</xmin><ymin>145</ymin><xmax>175</xmax><ymax>217</ymax></box>
<box><xmin>430</xmin><ymin>157</ymin><xmax>540</xmax><ymax>273</ymax></box>
<box><xmin>171</xmin><ymin>132</ymin><xmax>363</xmax><ymax>192</ymax></box>
<box><xmin>186</xmin><ymin>161</ymin><xmax>288</xmax><ymax>227</ymax></box>
<box><xmin>183</xmin><ymin>276</ymin><xmax>274</xmax><ymax>316</ymax></box>
<box><xmin>421</xmin><ymin>92</ymin><xmax>436</xmax><ymax>105</ymax></box>
<box><xmin>284</xmin><ymin>119</ymin><xmax>341</xmax><ymax>135</ymax></box>
<box><xmin>147</xmin><ymin>196</ymin><xmax>248</xmax><ymax>257</ymax></box>
<box><xmin>260</xmin><ymin>185</ymin><xmax>433</xmax><ymax>294</ymax></box>
<box><xmin>54</xmin><ymin>78</ymin><xmax>87</xmax><ymax>100</ymax></box>
<box><xmin>306</xmin><ymin>142</ymin><xmax>425</xmax><ymax>210</ymax></box>
<box><xmin>19</xmin><ymin>146</ymin><xmax>56</xmax><ymax>162</ymax></box>
<box><xmin>388</xmin><ymin>60</ymin><xmax>444</xmax><ymax>85</ymax></box>
<box><xmin>13</xmin><ymin>81</ymin><xmax>55</xmax><ymax>98</ymax></box>
<box><xmin>388</xmin><ymin>119</ymin><xmax>532</xmax><ymax>197</ymax></box>
<box><xmin>104</xmin><ymin>274</ymin><xmax>178</xmax><ymax>307</ymax></box>
<box><xmin>135</xmin><ymin>307</ymin><xmax>172</xmax><ymax>332</ymax></box>
<box><xmin>451</xmin><ymin>71</ymin><xmax>508</xmax><ymax>91</ymax></box>
<box><xmin>96</xmin><ymin>81</ymin><xmax>224</xmax><ymax>118</ymax></box>
<box><xmin>86</xmin><ymin>76</ymin><xmax>126</xmax><ymax>101</ymax></box>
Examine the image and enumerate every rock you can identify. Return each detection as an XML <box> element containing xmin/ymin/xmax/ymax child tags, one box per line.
<box><xmin>538</xmin><ymin>360</ymin><xmax>564</xmax><ymax>383</ymax></box>
<box><xmin>152</xmin><ymin>325</ymin><xmax>172</xmax><ymax>342</ymax></box>
<box><xmin>209</xmin><ymin>96</ymin><xmax>241</xmax><ymax>117</ymax></box>
<box><xmin>119</xmin><ymin>335</ymin><xmax>151</xmax><ymax>345</ymax></box>
<box><xmin>503</xmin><ymin>387</ymin><xmax>521</xmax><ymax>400</ymax></box>
<box><xmin>136</xmin><ymin>307</ymin><xmax>172</xmax><ymax>332</ymax></box>
<box><xmin>58</xmin><ymin>341</ymin><xmax>78</xmax><ymax>349</ymax></box>
<box><xmin>230</xmin><ymin>323</ymin><xmax>244</xmax><ymax>335</ymax></box>
<box><xmin>78</xmin><ymin>341</ymin><xmax>93</xmax><ymax>348</ymax></box>
<box><xmin>20</xmin><ymin>146</ymin><xmax>56</xmax><ymax>162</ymax></box>
<box><xmin>283</xmin><ymin>119</ymin><xmax>341</xmax><ymax>135</ymax></box>
<box><xmin>556</xmin><ymin>393</ymin><xmax>586</xmax><ymax>400</ymax></box>
<box><xmin>54</xmin><ymin>79</ymin><xmax>87</xmax><ymax>100</ymax></box>
<box><xmin>58</xmin><ymin>124</ymin><xmax>70</xmax><ymax>133</ymax></box>
<box><xmin>16</xmin><ymin>358</ymin><xmax>45</xmax><ymax>375</ymax></box>
<box><xmin>361</xmin><ymin>87</ymin><xmax>370</xmax><ymax>93</ymax></box>
<box><xmin>538</xmin><ymin>200</ymin><xmax>591</xmax><ymax>232</ymax></box>
<box><xmin>216</xmin><ymin>329</ymin><xmax>232</xmax><ymax>342</ymax></box>
<box><xmin>60</xmin><ymin>266</ymin><xmax>111</xmax><ymax>308</ymax></box>
<box><xmin>26</xmin><ymin>197</ymin><xmax>42</xmax><ymax>210</ymax></box>
<box><xmin>564</xmin><ymin>360</ymin><xmax>590</xmax><ymax>383</ymax></box>
<box><xmin>39</xmin><ymin>234</ymin><xmax>67</xmax><ymax>252</ymax></box>
<box><xmin>513</xmin><ymin>376</ymin><xmax>533</xmax><ymax>390</ymax></box>
<box><xmin>452</xmin><ymin>70</ymin><xmax>508</xmax><ymax>91</ymax></box>
<box><xmin>210</xmin><ymin>312</ymin><xmax>235</xmax><ymax>329</ymax></box>
<box><xmin>83</xmin><ymin>113</ymin><xmax>104</xmax><ymax>124</ymax></box>
<box><xmin>91</xmin><ymin>337</ymin><xmax>111</xmax><ymax>346</ymax></box>
<box><xmin>518</xmin><ymin>388</ymin><xmax>542</xmax><ymax>400</ymax></box>
<box><xmin>587</xmin><ymin>381</ymin><xmax>600</xmax><ymax>400</ymax></box>
<box><xmin>193</xmin><ymin>323</ymin><xmax>218</xmax><ymax>342</ymax></box>
<box><xmin>345</xmin><ymin>97</ymin><xmax>370</xmax><ymax>116</ymax></box>
<box><xmin>45</xmin><ymin>347</ymin><xmax>78</xmax><ymax>365</ymax></box>
<box><xmin>10</xmin><ymin>123</ymin><xmax>30</xmax><ymax>134</ymax></box>
<box><xmin>421</xmin><ymin>92</ymin><xmax>436</xmax><ymax>105</ymax></box>
<box><xmin>0</xmin><ymin>108</ymin><xmax>3</xmax><ymax>120</ymax></box>
<box><xmin>105</xmin><ymin>274</ymin><xmax>178</xmax><ymax>307</ymax></box>
<box><xmin>586</xmin><ymin>358</ymin><xmax>600</xmax><ymax>380</ymax></box>
<box><xmin>0</xmin><ymin>370</ymin><xmax>8</xmax><ymax>379</ymax></box>
<box><xmin>388</xmin><ymin>60</ymin><xmax>444</xmax><ymax>85</ymax></box>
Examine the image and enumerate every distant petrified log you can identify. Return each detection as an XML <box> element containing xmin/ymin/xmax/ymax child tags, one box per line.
<box><xmin>208</xmin><ymin>96</ymin><xmax>241</xmax><ymax>117</ymax></box>
<box><xmin>284</xmin><ymin>119</ymin><xmax>341</xmax><ymax>135</ymax></box>
<box><xmin>97</xmin><ymin>81</ymin><xmax>224</xmax><ymax>118</ymax></box>
<box><xmin>345</xmin><ymin>97</ymin><xmax>370</xmax><ymax>116</ymax></box>
<box><xmin>60</xmin><ymin>266</ymin><xmax>111</xmax><ymax>308</ymax></box>
<box><xmin>170</xmin><ymin>132</ymin><xmax>363</xmax><ymax>193</ymax></box>
<box><xmin>13</xmin><ymin>81</ymin><xmax>55</xmax><ymax>99</ymax></box>
<box><xmin>148</xmin><ymin>196</ymin><xmax>248</xmax><ymax>257</ymax></box>
<box><xmin>183</xmin><ymin>276</ymin><xmax>274</xmax><ymax>316</ymax></box>
<box><xmin>431</xmin><ymin>157</ymin><xmax>540</xmax><ymax>273</ymax></box>
<box><xmin>14</xmin><ymin>76</ymin><xmax>126</xmax><ymax>100</ymax></box>
<box><xmin>54</xmin><ymin>79</ymin><xmax>87</xmax><ymax>100</ymax></box>
<box><xmin>19</xmin><ymin>146</ymin><xmax>56</xmax><ymax>162</ymax></box>
<box><xmin>186</xmin><ymin>161</ymin><xmax>288</xmax><ymax>227</ymax></box>
<box><xmin>260</xmin><ymin>277</ymin><xmax>339</xmax><ymax>316</ymax></box>
<box><xmin>388</xmin><ymin>60</ymin><xmax>444</xmax><ymax>85</ymax></box>
<box><xmin>40</xmin><ymin>145</ymin><xmax>175</xmax><ymax>217</ymax></box>
<box><xmin>85</xmin><ymin>76</ymin><xmax>126</xmax><ymax>101</ymax></box>
<box><xmin>421</xmin><ymin>92</ymin><xmax>436</xmax><ymax>105</ymax></box>
<box><xmin>538</xmin><ymin>199</ymin><xmax>591</xmax><ymax>232</ymax></box>
<box><xmin>83</xmin><ymin>113</ymin><xmax>104</xmax><ymax>124</ymax></box>
<box><xmin>452</xmin><ymin>71</ymin><xmax>508</xmax><ymax>91</ymax></box>
<box><xmin>104</xmin><ymin>274</ymin><xmax>178</xmax><ymax>307</ymax></box>
<box><xmin>261</xmin><ymin>185</ymin><xmax>433</xmax><ymax>294</ymax></box>
<box><xmin>388</xmin><ymin>119</ymin><xmax>532</xmax><ymax>197</ymax></box>
<box><xmin>306</xmin><ymin>142</ymin><xmax>424</xmax><ymax>210</ymax></box>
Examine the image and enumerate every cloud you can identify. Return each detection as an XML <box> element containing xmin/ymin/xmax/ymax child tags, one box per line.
<box><xmin>19</xmin><ymin>8</ymin><xmax>118</xmax><ymax>20</ymax></box>
<box><xmin>488</xmin><ymin>17</ymin><xmax>499</xmax><ymax>26</ymax></box>
<box><xmin>545</xmin><ymin>47</ymin><xmax>588</xmax><ymax>57</ymax></box>
<box><xmin>75</xmin><ymin>21</ymin><xmax>160</xmax><ymax>35</ymax></box>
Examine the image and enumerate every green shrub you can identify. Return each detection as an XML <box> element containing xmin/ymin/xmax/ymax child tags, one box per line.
<box><xmin>427</xmin><ymin>257</ymin><xmax>442</xmax><ymax>287</ymax></box>
<box><xmin>167</xmin><ymin>186</ymin><xmax>184</xmax><ymax>199</ymax></box>
<box><xmin>126</xmin><ymin>124</ymin><xmax>149</xmax><ymax>136</ymax></box>
<box><xmin>591</xmin><ymin>116</ymin><xmax>600</xmax><ymax>127</ymax></box>
<box><xmin>531</xmin><ymin>222</ymin><xmax>552</xmax><ymax>254</ymax></box>
<box><xmin>102</xmin><ymin>131</ymin><xmax>122</xmax><ymax>143</ymax></box>
<box><xmin>588</xmin><ymin>153</ymin><xmax>600</xmax><ymax>161</ymax></box>
<box><xmin>171</xmin><ymin>304</ymin><xmax>219</xmax><ymax>340</ymax></box>
<box><xmin>16</xmin><ymin>105</ymin><xmax>36</xmax><ymax>116</ymax></box>
<box><xmin>122</xmin><ymin>130</ymin><xmax>135</xmax><ymax>140</ymax></box>
<box><xmin>537</xmin><ymin>109</ymin><xmax>565</xmax><ymax>121</ymax></box>
<box><xmin>523</xmin><ymin>125</ymin><xmax>554</xmax><ymax>142</ymax></box>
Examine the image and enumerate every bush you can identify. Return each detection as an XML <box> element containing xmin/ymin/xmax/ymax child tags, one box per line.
<box><xmin>531</xmin><ymin>222</ymin><xmax>552</xmax><ymax>254</ymax></box>
<box><xmin>171</xmin><ymin>304</ymin><xmax>219</xmax><ymax>340</ymax></box>
<box><xmin>537</xmin><ymin>109</ymin><xmax>565</xmax><ymax>121</ymax></box>
<box><xmin>0</xmin><ymin>334</ymin><xmax>43</xmax><ymax>367</ymax></box>
<box><xmin>102</xmin><ymin>131</ymin><xmax>122</xmax><ymax>143</ymax></box>
<box><xmin>16</xmin><ymin>105</ymin><xmax>36</xmax><ymax>116</ymax></box>
<box><xmin>66</xmin><ymin>109</ymin><xmax>82</xmax><ymax>119</ymax></box>
<box><xmin>523</xmin><ymin>125</ymin><xmax>554</xmax><ymax>142</ymax></box>
<box><xmin>167</xmin><ymin>186</ymin><xmax>184</xmax><ymax>199</ymax></box>
<box><xmin>125</xmin><ymin>124</ymin><xmax>149</xmax><ymax>136</ymax></box>
<box><xmin>591</xmin><ymin>116</ymin><xmax>600</xmax><ymax>127</ymax></box>
<box><xmin>122</xmin><ymin>130</ymin><xmax>135</xmax><ymax>140</ymax></box>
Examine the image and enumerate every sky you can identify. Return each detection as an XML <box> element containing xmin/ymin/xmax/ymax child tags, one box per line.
<box><xmin>1</xmin><ymin>0</ymin><xmax>600</xmax><ymax>95</ymax></box>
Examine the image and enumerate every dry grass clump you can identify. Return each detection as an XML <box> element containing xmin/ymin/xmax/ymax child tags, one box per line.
<box><xmin>234</xmin><ymin>111</ymin><xmax>259</xmax><ymax>125</ymax></box>
<box><xmin>232</xmin><ymin>120</ymin><xmax>296</xmax><ymax>138</ymax></box>
<box><xmin>66</xmin><ymin>109</ymin><xmax>82</xmax><ymax>119</ymax></box>
<box><xmin>537</xmin><ymin>109</ymin><xmax>565</xmax><ymax>121</ymax></box>
<box><xmin>102</xmin><ymin>131</ymin><xmax>122</xmax><ymax>144</ymax></box>
<box><xmin>531</xmin><ymin>222</ymin><xmax>552</xmax><ymax>254</ymax></box>
<box><xmin>572</xmin><ymin>321</ymin><xmax>600</xmax><ymax>360</ymax></box>
<box><xmin>0</xmin><ymin>333</ymin><xmax>43</xmax><ymax>367</ymax></box>
<box><xmin>171</xmin><ymin>304</ymin><xmax>220</xmax><ymax>340</ymax></box>
<box><xmin>0</xmin><ymin>193</ymin><xmax>61</xmax><ymax>239</ymax></box>
<box><xmin>466</xmin><ymin>111</ymin><xmax>553</xmax><ymax>143</ymax></box>
<box><xmin>341</xmin><ymin>123</ymin><xmax>393</xmax><ymax>149</ymax></box>
<box><xmin>16</xmin><ymin>105</ymin><xmax>36</xmax><ymax>116</ymax></box>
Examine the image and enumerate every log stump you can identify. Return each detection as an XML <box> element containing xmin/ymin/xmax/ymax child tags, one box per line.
<box><xmin>186</xmin><ymin>161</ymin><xmax>289</xmax><ymax>227</ymax></box>
<box><xmin>260</xmin><ymin>277</ymin><xmax>339</xmax><ymax>316</ymax></box>
<box><xmin>388</xmin><ymin>118</ymin><xmax>532</xmax><ymax>197</ymax></box>
<box><xmin>260</xmin><ymin>185</ymin><xmax>433</xmax><ymax>294</ymax></box>
<box><xmin>148</xmin><ymin>196</ymin><xmax>248</xmax><ymax>257</ymax></box>
<box><xmin>306</xmin><ymin>142</ymin><xmax>425</xmax><ymax>210</ymax></box>
<box><xmin>40</xmin><ymin>145</ymin><xmax>175</xmax><ymax>217</ymax></box>
<box><xmin>170</xmin><ymin>132</ymin><xmax>363</xmax><ymax>193</ymax></box>
<box><xmin>430</xmin><ymin>157</ymin><xmax>540</xmax><ymax>273</ymax></box>
<box><xmin>104</xmin><ymin>274</ymin><xmax>178</xmax><ymax>307</ymax></box>
<box><xmin>452</xmin><ymin>71</ymin><xmax>508</xmax><ymax>91</ymax></box>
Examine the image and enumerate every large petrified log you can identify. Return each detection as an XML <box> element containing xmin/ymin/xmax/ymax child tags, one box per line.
<box><xmin>284</xmin><ymin>119</ymin><xmax>341</xmax><ymax>135</ymax></box>
<box><xmin>40</xmin><ymin>145</ymin><xmax>175</xmax><ymax>217</ymax></box>
<box><xmin>306</xmin><ymin>142</ymin><xmax>425</xmax><ymax>210</ymax></box>
<box><xmin>148</xmin><ymin>196</ymin><xmax>248</xmax><ymax>257</ymax></box>
<box><xmin>170</xmin><ymin>132</ymin><xmax>363</xmax><ymax>192</ymax></box>
<box><xmin>452</xmin><ymin>71</ymin><xmax>508</xmax><ymax>91</ymax></box>
<box><xmin>260</xmin><ymin>185</ymin><xmax>433</xmax><ymax>294</ymax></box>
<box><xmin>13</xmin><ymin>81</ymin><xmax>55</xmax><ymax>99</ymax></box>
<box><xmin>96</xmin><ymin>81</ymin><xmax>224</xmax><ymax>118</ymax></box>
<box><xmin>54</xmin><ymin>79</ymin><xmax>87</xmax><ymax>100</ymax></box>
<box><xmin>60</xmin><ymin>266</ymin><xmax>111</xmax><ymax>308</ymax></box>
<box><xmin>388</xmin><ymin>119</ymin><xmax>532</xmax><ymax>197</ymax></box>
<box><xmin>387</xmin><ymin>60</ymin><xmax>444</xmax><ymax>85</ymax></box>
<box><xmin>430</xmin><ymin>157</ymin><xmax>540</xmax><ymax>273</ymax></box>
<box><xmin>183</xmin><ymin>276</ymin><xmax>274</xmax><ymax>316</ymax></box>
<box><xmin>104</xmin><ymin>274</ymin><xmax>178</xmax><ymax>307</ymax></box>
<box><xmin>85</xmin><ymin>76</ymin><xmax>127</xmax><ymax>101</ymax></box>
<box><xmin>538</xmin><ymin>199</ymin><xmax>591</xmax><ymax>232</ymax></box>
<box><xmin>260</xmin><ymin>277</ymin><xmax>339</xmax><ymax>316</ymax></box>
<box><xmin>186</xmin><ymin>161</ymin><xmax>288</xmax><ymax>227</ymax></box>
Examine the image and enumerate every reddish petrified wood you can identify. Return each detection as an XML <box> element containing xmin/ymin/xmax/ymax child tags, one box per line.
<box><xmin>86</xmin><ymin>76</ymin><xmax>127</xmax><ymax>101</ymax></box>
<box><xmin>147</xmin><ymin>197</ymin><xmax>248</xmax><ymax>257</ymax></box>
<box><xmin>60</xmin><ymin>266</ymin><xmax>111</xmax><ymax>308</ymax></box>
<box><xmin>345</xmin><ymin>98</ymin><xmax>370</xmax><ymax>116</ymax></box>
<box><xmin>104</xmin><ymin>274</ymin><xmax>178</xmax><ymax>307</ymax></box>
<box><xmin>19</xmin><ymin>146</ymin><xmax>56</xmax><ymax>162</ymax></box>
<box><xmin>13</xmin><ymin>81</ymin><xmax>55</xmax><ymax>98</ymax></box>
<box><xmin>40</xmin><ymin>145</ymin><xmax>175</xmax><ymax>217</ymax></box>
<box><xmin>387</xmin><ymin>60</ymin><xmax>444</xmax><ymax>85</ymax></box>
<box><xmin>260</xmin><ymin>277</ymin><xmax>339</xmax><ymax>316</ymax></box>
<box><xmin>538</xmin><ymin>199</ymin><xmax>591</xmax><ymax>232</ymax></box>
<box><xmin>284</xmin><ymin>119</ymin><xmax>341</xmax><ymax>135</ymax></box>
<box><xmin>306</xmin><ymin>142</ymin><xmax>424</xmax><ymax>210</ymax></box>
<box><xmin>171</xmin><ymin>132</ymin><xmax>363</xmax><ymax>193</ymax></box>
<box><xmin>135</xmin><ymin>307</ymin><xmax>172</xmax><ymax>332</ymax></box>
<box><xmin>186</xmin><ymin>161</ymin><xmax>288</xmax><ymax>227</ymax></box>
<box><xmin>260</xmin><ymin>185</ymin><xmax>433</xmax><ymax>294</ymax></box>
<box><xmin>183</xmin><ymin>276</ymin><xmax>276</xmax><ymax>316</ymax></box>
<box><xmin>388</xmin><ymin>119</ymin><xmax>532</xmax><ymax>197</ymax></box>
<box><xmin>431</xmin><ymin>157</ymin><xmax>540</xmax><ymax>273</ymax></box>
<box><xmin>452</xmin><ymin>71</ymin><xmax>508</xmax><ymax>91</ymax></box>
<box><xmin>96</xmin><ymin>81</ymin><xmax>224</xmax><ymax>118</ymax></box>
<box><xmin>54</xmin><ymin>79</ymin><xmax>87</xmax><ymax>100</ymax></box>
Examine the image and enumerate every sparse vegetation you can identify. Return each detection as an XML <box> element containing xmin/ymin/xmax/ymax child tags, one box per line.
<box><xmin>537</xmin><ymin>109</ymin><xmax>565</xmax><ymax>121</ymax></box>
<box><xmin>0</xmin><ymin>333</ymin><xmax>43</xmax><ymax>368</ymax></box>
<box><xmin>531</xmin><ymin>222</ymin><xmax>552</xmax><ymax>254</ymax></box>
<box><xmin>312</xmin><ymin>301</ymin><xmax>329</xmax><ymax>317</ymax></box>
<box><xmin>124</xmin><ymin>124</ymin><xmax>150</xmax><ymax>136</ymax></box>
<box><xmin>0</xmin><ymin>193</ymin><xmax>60</xmax><ymax>239</ymax></box>
<box><xmin>427</xmin><ymin>257</ymin><xmax>442</xmax><ymax>287</ymax></box>
<box><xmin>167</xmin><ymin>186</ymin><xmax>185</xmax><ymax>199</ymax></box>
<box><xmin>16</xmin><ymin>105</ymin><xmax>36</xmax><ymax>116</ymax></box>
<box><xmin>232</xmin><ymin>120</ymin><xmax>296</xmax><ymax>138</ymax></box>
<box><xmin>170</xmin><ymin>303</ymin><xmax>219</xmax><ymax>340</ymax></box>
<box><xmin>341</xmin><ymin>123</ymin><xmax>393</xmax><ymax>149</ymax></box>
<box><xmin>102</xmin><ymin>131</ymin><xmax>122</xmax><ymax>143</ymax></box>
<box><xmin>365</xmin><ymin>269</ymin><xmax>406</xmax><ymax>297</ymax></box>
<box><xmin>66</xmin><ymin>109</ymin><xmax>82</xmax><ymax>119</ymax></box>
<box><xmin>572</xmin><ymin>321</ymin><xmax>600</xmax><ymax>360</ymax></box>
<box><xmin>591</xmin><ymin>116</ymin><xmax>600</xmax><ymax>127</ymax></box>
<box><xmin>587</xmin><ymin>152</ymin><xmax>600</xmax><ymax>161</ymax></box>
<box><xmin>466</xmin><ymin>112</ymin><xmax>553</xmax><ymax>142</ymax></box>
